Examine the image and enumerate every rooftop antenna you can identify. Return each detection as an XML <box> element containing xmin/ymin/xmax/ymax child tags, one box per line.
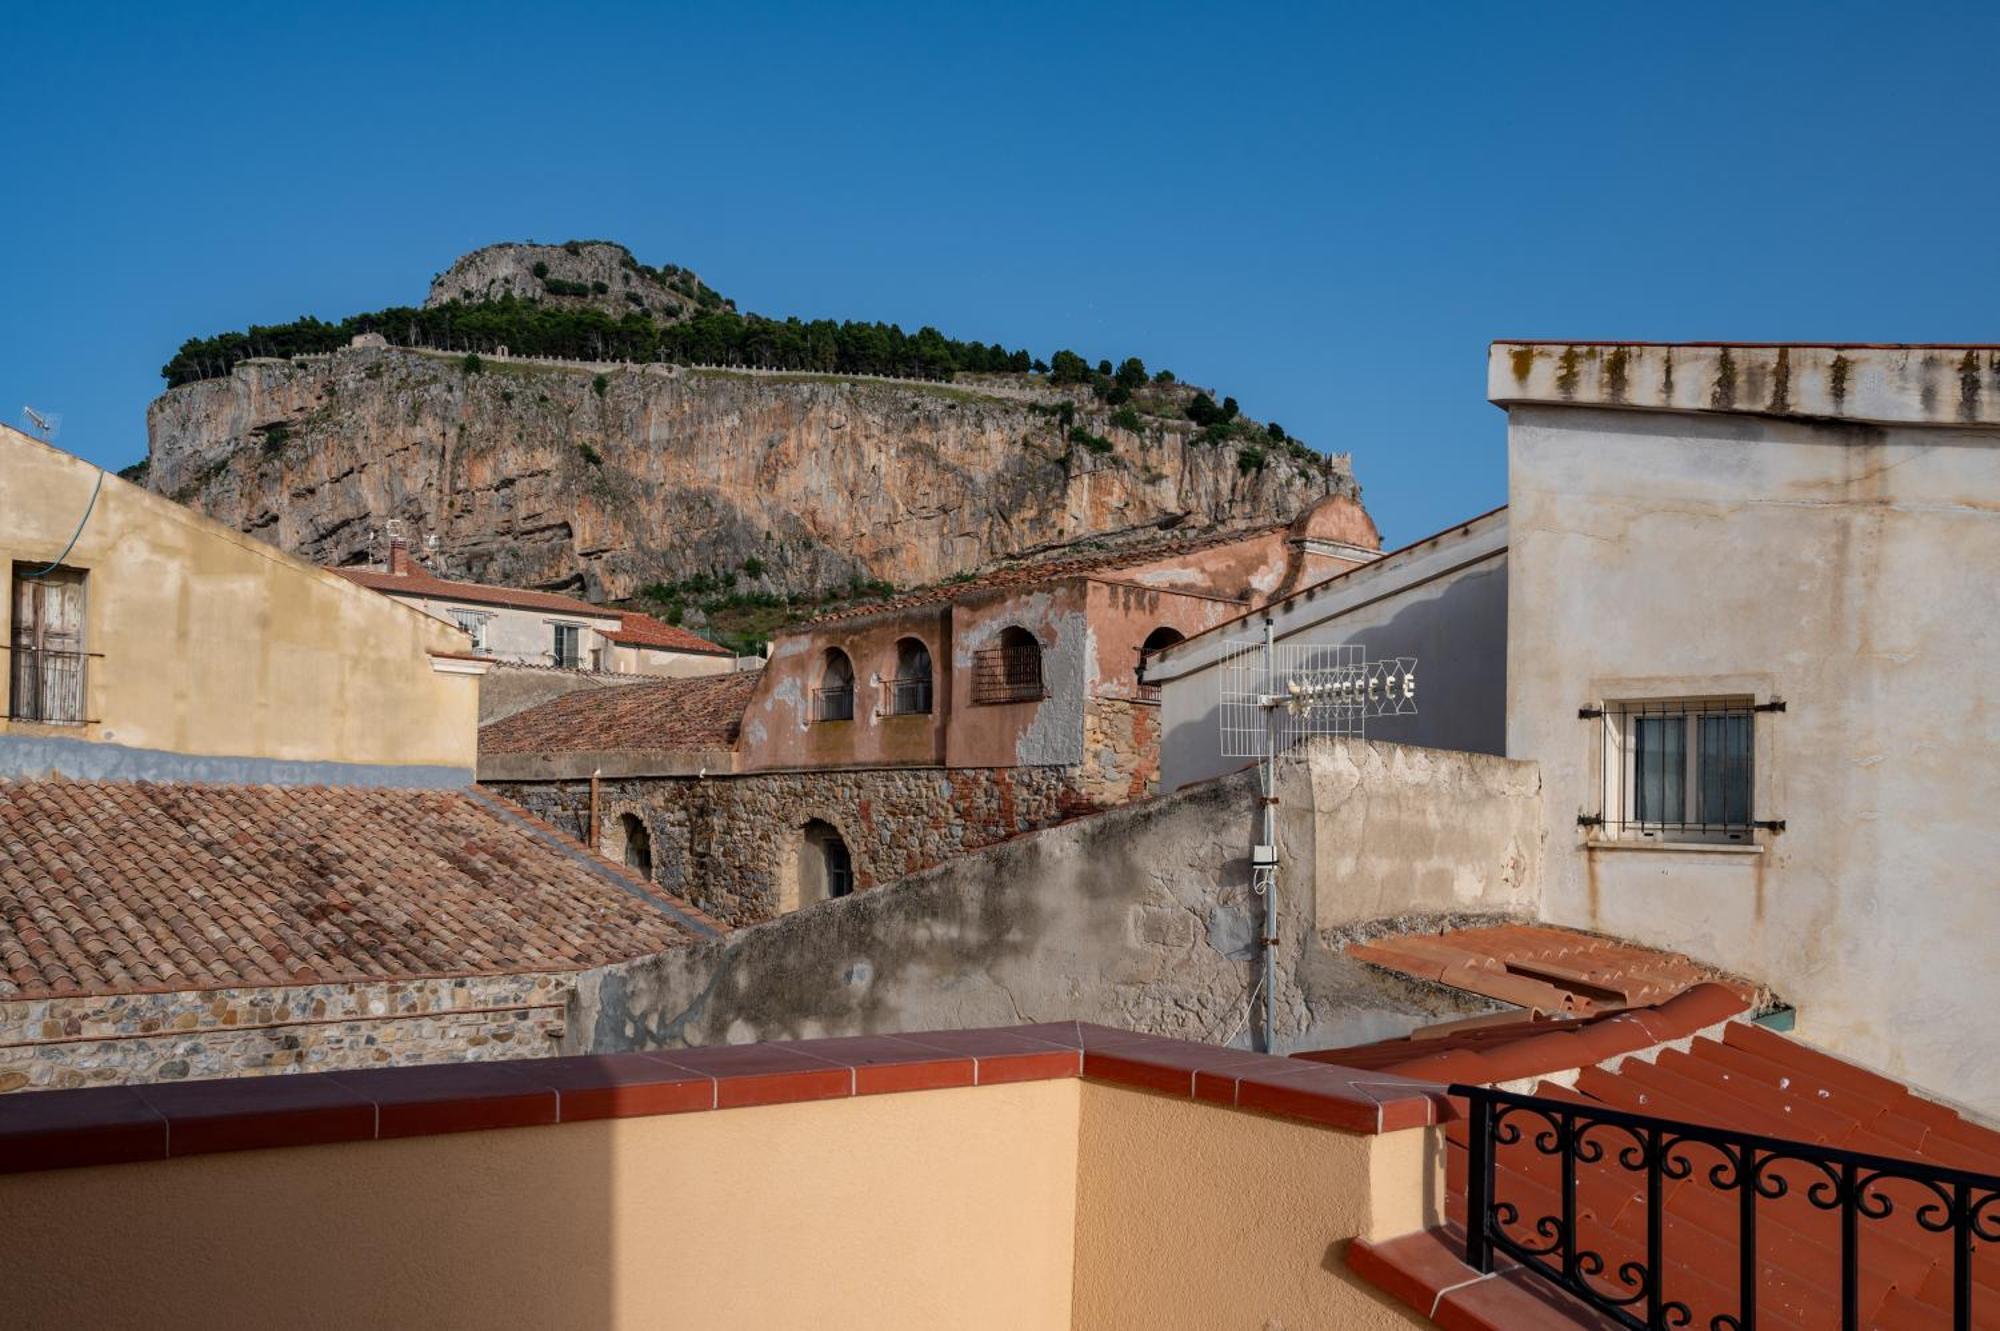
<box><xmin>1218</xmin><ymin>629</ymin><xmax>1417</xmax><ymax>1052</ymax></box>
<box><xmin>22</xmin><ymin>406</ymin><xmax>59</xmax><ymax>441</ymax></box>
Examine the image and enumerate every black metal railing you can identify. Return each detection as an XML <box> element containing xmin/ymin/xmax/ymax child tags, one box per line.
<box><xmin>889</xmin><ymin>677</ymin><xmax>932</xmax><ymax>715</ymax></box>
<box><xmin>970</xmin><ymin>645</ymin><xmax>1044</xmax><ymax>705</ymax></box>
<box><xmin>1580</xmin><ymin>698</ymin><xmax>1783</xmax><ymax>842</ymax></box>
<box><xmin>1454</xmin><ymin>1083</ymin><xmax>2000</xmax><ymax>1330</ymax></box>
<box><xmin>813</xmin><ymin>684</ymin><xmax>854</xmax><ymax>722</ymax></box>
<box><xmin>7</xmin><ymin>647</ymin><xmax>88</xmax><ymax>724</ymax></box>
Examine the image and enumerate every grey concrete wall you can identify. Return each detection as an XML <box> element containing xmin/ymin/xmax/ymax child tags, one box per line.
<box><xmin>1153</xmin><ymin>511</ymin><xmax>1508</xmax><ymax>792</ymax></box>
<box><xmin>1506</xmin><ymin>401</ymin><xmax>2000</xmax><ymax>1112</ymax></box>
<box><xmin>565</xmin><ymin>738</ymin><xmax>1544</xmax><ymax>1056</ymax></box>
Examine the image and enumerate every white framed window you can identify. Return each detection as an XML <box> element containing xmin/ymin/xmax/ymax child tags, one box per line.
<box><xmin>448</xmin><ymin>608</ymin><xmax>490</xmax><ymax>654</ymax></box>
<box><xmin>1590</xmin><ymin>697</ymin><xmax>1774</xmax><ymax>843</ymax></box>
<box><xmin>552</xmin><ymin>623</ymin><xmax>583</xmax><ymax>669</ymax></box>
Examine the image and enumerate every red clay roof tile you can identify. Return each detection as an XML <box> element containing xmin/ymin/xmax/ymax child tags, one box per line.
<box><xmin>478</xmin><ymin>670</ymin><xmax>759</xmax><ymax>755</ymax></box>
<box><xmin>0</xmin><ymin>779</ymin><xmax>707</xmax><ymax>999</ymax></box>
<box><xmin>604</xmin><ymin>612</ymin><xmax>729</xmax><ymax>655</ymax></box>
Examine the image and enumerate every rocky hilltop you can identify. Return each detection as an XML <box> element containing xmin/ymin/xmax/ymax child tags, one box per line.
<box><xmin>426</xmin><ymin>241</ymin><xmax>729</xmax><ymax>323</ymax></box>
<box><xmin>144</xmin><ymin>242</ymin><xmax>1364</xmax><ymax>610</ymax></box>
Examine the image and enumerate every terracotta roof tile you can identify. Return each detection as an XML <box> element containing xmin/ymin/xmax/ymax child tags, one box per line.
<box><xmin>0</xmin><ymin>780</ymin><xmax>707</xmax><ymax>1000</ymax></box>
<box><xmin>604</xmin><ymin>612</ymin><xmax>729</xmax><ymax>655</ymax></box>
<box><xmin>1347</xmin><ymin>922</ymin><xmax>1763</xmax><ymax>1017</ymax></box>
<box><xmin>332</xmin><ymin>558</ymin><xmax>610</xmax><ymax>618</ymax></box>
<box><xmin>478</xmin><ymin>671</ymin><xmax>759</xmax><ymax>756</ymax></box>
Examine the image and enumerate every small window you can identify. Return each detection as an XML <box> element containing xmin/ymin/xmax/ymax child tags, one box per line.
<box><xmin>1595</xmin><ymin>699</ymin><xmax>1758</xmax><ymax>842</ymax></box>
<box><xmin>449</xmin><ymin>608</ymin><xmax>489</xmax><ymax>654</ymax></box>
<box><xmin>552</xmin><ymin>623</ymin><xmax>582</xmax><ymax>669</ymax></box>
<box><xmin>9</xmin><ymin>564</ymin><xmax>88</xmax><ymax>724</ymax></box>
<box><xmin>618</xmin><ymin>813</ymin><xmax>652</xmax><ymax>879</ymax></box>
<box><xmin>890</xmin><ymin>638</ymin><xmax>933</xmax><ymax>715</ymax></box>
<box><xmin>815</xmin><ymin>649</ymin><xmax>855</xmax><ymax>722</ymax></box>
<box><xmin>971</xmin><ymin>626</ymin><xmax>1044</xmax><ymax>705</ymax></box>
<box><xmin>791</xmin><ymin>819</ymin><xmax>854</xmax><ymax>908</ymax></box>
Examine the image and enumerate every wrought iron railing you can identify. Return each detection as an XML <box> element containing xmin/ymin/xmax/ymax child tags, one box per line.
<box><xmin>7</xmin><ymin>647</ymin><xmax>88</xmax><ymax>724</ymax></box>
<box><xmin>1454</xmin><ymin>1083</ymin><xmax>2000</xmax><ymax>1331</ymax></box>
<box><xmin>970</xmin><ymin>645</ymin><xmax>1044</xmax><ymax>705</ymax></box>
<box><xmin>813</xmin><ymin>684</ymin><xmax>854</xmax><ymax>722</ymax></box>
<box><xmin>889</xmin><ymin>677</ymin><xmax>932</xmax><ymax>715</ymax></box>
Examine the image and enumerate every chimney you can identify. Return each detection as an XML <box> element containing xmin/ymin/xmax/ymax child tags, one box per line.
<box><xmin>388</xmin><ymin>537</ymin><xmax>413</xmax><ymax>577</ymax></box>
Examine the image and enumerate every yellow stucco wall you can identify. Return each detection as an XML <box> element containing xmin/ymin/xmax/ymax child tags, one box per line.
<box><xmin>0</xmin><ymin>425</ymin><xmax>477</xmax><ymax>772</ymax></box>
<box><xmin>0</xmin><ymin>1078</ymin><xmax>1084</xmax><ymax>1330</ymax></box>
<box><xmin>1071</xmin><ymin>1083</ymin><xmax>1437</xmax><ymax>1331</ymax></box>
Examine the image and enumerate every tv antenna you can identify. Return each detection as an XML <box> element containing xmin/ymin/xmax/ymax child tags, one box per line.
<box><xmin>22</xmin><ymin>406</ymin><xmax>60</xmax><ymax>441</ymax></box>
<box><xmin>1218</xmin><ymin>628</ymin><xmax>1417</xmax><ymax>1052</ymax></box>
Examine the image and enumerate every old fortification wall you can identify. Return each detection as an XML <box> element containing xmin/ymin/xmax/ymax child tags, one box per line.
<box><xmin>566</xmin><ymin>738</ymin><xmax>1546</xmax><ymax>1054</ymax></box>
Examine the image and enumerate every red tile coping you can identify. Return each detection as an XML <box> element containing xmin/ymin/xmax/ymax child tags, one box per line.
<box><xmin>0</xmin><ymin>1023</ymin><xmax>1454</xmax><ymax>1176</ymax></box>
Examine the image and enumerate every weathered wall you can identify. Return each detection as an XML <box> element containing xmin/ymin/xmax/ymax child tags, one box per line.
<box><xmin>1506</xmin><ymin>399</ymin><xmax>2000</xmax><ymax>1111</ymax></box>
<box><xmin>477</xmin><ymin>662</ymin><xmax>653</xmax><ymax>725</ymax></box>
<box><xmin>0</xmin><ymin>424</ymin><xmax>477</xmax><ymax>781</ymax></box>
<box><xmin>1152</xmin><ymin>507</ymin><xmax>1509</xmax><ymax>793</ymax></box>
<box><xmin>0</xmin><ymin>972</ymin><xmax>572</xmax><ymax>1093</ymax></box>
<box><xmin>489</xmin><ymin>764</ymin><xmax>1103</xmax><ymax>928</ymax></box>
<box><xmin>0</xmin><ymin>1077</ymin><xmax>1083</xmax><ymax>1330</ymax></box>
<box><xmin>566</xmin><ymin>739</ymin><xmax>1543</xmax><ymax>1055</ymax></box>
<box><xmin>388</xmin><ymin>589</ymin><xmax>619</xmax><ymax>667</ymax></box>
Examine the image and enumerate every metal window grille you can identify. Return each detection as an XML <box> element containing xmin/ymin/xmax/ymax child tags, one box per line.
<box><xmin>971</xmin><ymin>644</ymin><xmax>1044</xmax><ymax>705</ymax></box>
<box><xmin>814</xmin><ymin>685</ymin><xmax>855</xmax><ymax>722</ymax></box>
<box><xmin>7</xmin><ymin>647</ymin><xmax>87</xmax><ymax>723</ymax></box>
<box><xmin>825</xmin><ymin>839</ymin><xmax>854</xmax><ymax>898</ymax></box>
<box><xmin>890</xmin><ymin>677</ymin><xmax>932</xmax><ymax>715</ymax></box>
<box><xmin>1584</xmin><ymin>698</ymin><xmax>1777</xmax><ymax>841</ymax></box>
<box><xmin>10</xmin><ymin>567</ymin><xmax>89</xmax><ymax>724</ymax></box>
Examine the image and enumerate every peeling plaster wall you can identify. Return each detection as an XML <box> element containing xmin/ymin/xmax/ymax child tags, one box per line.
<box><xmin>1506</xmin><ymin>400</ymin><xmax>2000</xmax><ymax>1111</ymax></box>
<box><xmin>565</xmin><ymin>738</ymin><xmax>1544</xmax><ymax>1055</ymax></box>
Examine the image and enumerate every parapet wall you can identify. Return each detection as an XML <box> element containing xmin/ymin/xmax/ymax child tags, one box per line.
<box><xmin>568</xmin><ymin>738</ymin><xmax>1547</xmax><ymax>1054</ymax></box>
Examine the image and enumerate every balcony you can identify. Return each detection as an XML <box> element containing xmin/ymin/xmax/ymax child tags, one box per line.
<box><xmin>0</xmin><ymin>1023</ymin><xmax>1450</xmax><ymax>1329</ymax></box>
<box><xmin>6</xmin><ymin>646</ymin><xmax>88</xmax><ymax>724</ymax></box>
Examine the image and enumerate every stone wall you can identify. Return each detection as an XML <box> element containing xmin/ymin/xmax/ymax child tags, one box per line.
<box><xmin>1078</xmin><ymin>697</ymin><xmax>1162</xmax><ymax>803</ymax></box>
<box><xmin>565</xmin><ymin>738</ymin><xmax>1547</xmax><ymax>1055</ymax></box>
<box><xmin>488</xmin><ymin>765</ymin><xmax>1105</xmax><ymax>929</ymax></box>
<box><xmin>0</xmin><ymin>972</ymin><xmax>571</xmax><ymax>1093</ymax></box>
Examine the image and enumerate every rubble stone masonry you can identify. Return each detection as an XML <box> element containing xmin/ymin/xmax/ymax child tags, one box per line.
<box><xmin>491</xmin><ymin>764</ymin><xmax>1108</xmax><ymax>929</ymax></box>
<box><xmin>0</xmin><ymin>972</ymin><xmax>571</xmax><ymax>1093</ymax></box>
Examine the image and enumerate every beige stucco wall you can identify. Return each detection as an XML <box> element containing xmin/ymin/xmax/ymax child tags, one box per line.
<box><xmin>0</xmin><ymin>1077</ymin><xmax>1083</xmax><ymax>1330</ymax></box>
<box><xmin>0</xmin><ymin>425</ymin><xmax>477</xmax><ymax>775</ymax></box>
<box><xmin>1072</xmin><ymin>1083</ymin><xmax>1434</xmax><ymax>1331</ymax></box>
<box><xmin>1506</xmin><ymin>401</ymin><xmax>2000</xmax><ymax>1111</ymax></box>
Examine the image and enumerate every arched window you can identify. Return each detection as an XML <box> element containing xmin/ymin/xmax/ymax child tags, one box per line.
<box><xmin>815</xmin><ymin>648</ymin><xmax>854</xmax><ymax>722</ymax></box>
<box><xmin>891</xmin><ymin>637</ymin><xmax>933</xmax><ymax>715</ymax></box>
<box><xmin>972</xmin><ymin>626</ymin><xmax>1045</xmax><ymax>705</ymax></box>
<box><xmin>788</xmin><ymin>819</ymin><xmax>854</xmax><ymax>909</ymax></box>
<box><xmin>618</xmin><ymin>813</ymin><xmax>652</xmax><ymax>879</ymax></box>
<box><xmin>1137</xmin><ymin>626</ymin><xmax>1185</xmax><ymax>699</ymax></box>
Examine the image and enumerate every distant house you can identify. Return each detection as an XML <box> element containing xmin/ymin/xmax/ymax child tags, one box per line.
<box><xmin>0</xmin><ymin>423</ymin><xmax>714</xmax><ymax>1092</ymax></box>
<box><xmin>333</xmin><ymin>540</ymin><xmax>733</xmax><ymax>677</ymax></box>
<box><xmin>479</xmin><ymin>495</ymin><xmax>1384</xmax><ymax>926</ymax></box>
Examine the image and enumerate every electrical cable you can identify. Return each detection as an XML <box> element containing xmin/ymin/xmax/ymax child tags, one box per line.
<box><xmin>25</xmin><ymin>468</ymin><xmax>104</xmax><ymax>578</ymax></box>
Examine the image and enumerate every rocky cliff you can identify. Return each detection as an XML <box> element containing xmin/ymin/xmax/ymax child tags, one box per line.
<box><xmin>146</xmin><ymin>345</ymin><xmax>1355</xmax><ymax>601</ymax></box>
<box><xmin>426</xmin><ymin>241</ymin><xmax>729</xmax><ymax>323</ymax></box>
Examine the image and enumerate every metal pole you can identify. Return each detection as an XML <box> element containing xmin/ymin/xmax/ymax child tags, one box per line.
<box><xmin>1260</xmin><ymin>616</ymin><xmax>1278</xmax><ymax>1052</ymax></box>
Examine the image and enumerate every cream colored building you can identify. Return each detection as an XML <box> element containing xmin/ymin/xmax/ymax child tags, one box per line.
<box><xmin>1</xmin><ymin>423</ymin><xmax>481</xmax><ymax>784</ymax></box>
<box><xmin>334</xmin><ymin>541</ymin><xmax>734</xmax><ymax>677</ymax></box>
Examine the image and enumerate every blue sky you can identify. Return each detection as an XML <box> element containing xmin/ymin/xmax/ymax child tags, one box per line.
<box><xmin>3</xmin><ymin>2</ymin><xmax>1996</xmax><ymax>546</ymax></box>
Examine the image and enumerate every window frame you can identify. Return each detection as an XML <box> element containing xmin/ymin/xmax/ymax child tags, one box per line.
<box><xmin>813</xmin><ymin>648</ymin><xmax>856</xmax><ymax>723</ymax></box>
<box><xmin>1593</xmin><ymin>696</ymin><xmax>1765</xmax><ymax>845</ymax></box>
<box><xmin>889</xmin><ymin>637</ymin><xmax>933</xmax><ymax>716</ymax></box>
<box><xmin>447</xmin><ymin>607</ymin><xmax>492</xmax><ymax>654</ymax></box>
<box><xmin>8</xmin><ymin>563</ymin><xmax>91</xmax><ymax>726</ymax></box>
<box><xmin>550</xmin><ymin>622</ymin><xmax>584</xmax><ymax>670</ymax></box>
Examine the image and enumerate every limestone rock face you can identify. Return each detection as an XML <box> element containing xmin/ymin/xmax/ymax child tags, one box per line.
<box><xmin>144</xmin><ymin>345</ymin><xmax>1358</xmax><ymax>601</ymax></box>
<box><xmin>426</xmin><ymin>241</ymin><xmax>726</xmax><ymax>323</ymax></box>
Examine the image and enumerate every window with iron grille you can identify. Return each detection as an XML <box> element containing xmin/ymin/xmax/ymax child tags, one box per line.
<box><xmin>449</xmin><ymin>608</ymin><xmax>490</xmax><ymax>654</ymax></box>
<box><xmin>890</xmin><ymin>638</ymin><xmax>933</xmax><ymax>715</ymax></box>
<box><xmin>971</xmin><ymin>628</ymin><xmax>1044</xmax><ymax>705</ymax></box>
<box><xmin>9</xmin><ymin>564</ymin><xmax>89</xmax><ymax>725</ymax></box>
<box><xmin>814</xmin><ymin>648</ymin><xmax>855</xmax><ymax>722</ymax></box>
<box><xmin>1586</xmin><ymin>698</ymin><xmax>1778</xmax><ymax>842</ymax></box>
